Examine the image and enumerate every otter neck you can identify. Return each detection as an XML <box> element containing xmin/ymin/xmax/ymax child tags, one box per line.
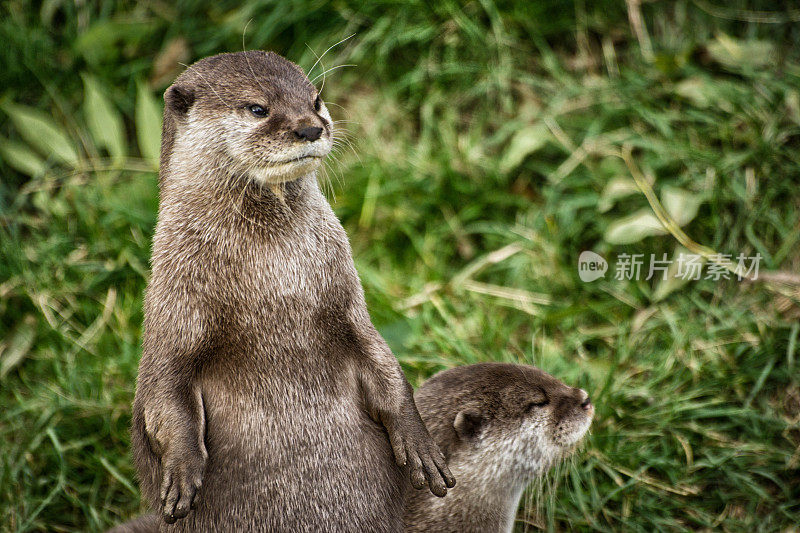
<box><xmin>446</xmin><ymin>460</ymin><xmax>529</xmax><ymax>533</ymax></box>
<box><xmin>160</xmin><ymin>153</ymin><xmax>318</xmax><ymax>228</ymax></box>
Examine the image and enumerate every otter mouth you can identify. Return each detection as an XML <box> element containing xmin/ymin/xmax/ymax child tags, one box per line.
<box><xmin>273</xmin><ymin>155</ymin><xmax>322</xmax><ymax>165</ymax></box>
<box><xmin>555</xmin><ymin>417</ymin><xmax>592</xmax><ymax>450</ymax></box>
<box><xmin>244</xmin><ymin>153</ymin><xmax>327</xmax><ymax>187</ymax></box>
<box><xmin>267</xmin><ymin>154</ymin><xmax>324</xmax><ymax>166</ymax></box>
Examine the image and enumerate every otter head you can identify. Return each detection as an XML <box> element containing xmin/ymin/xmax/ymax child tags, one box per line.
<box><xmin>162</xmin><ymin>51</ymin><xmax>332</xmax><ymax>186</ymax></box>
<box><xmin>417</xmin><ymin>363</ymin><xmax>593</xmax><ymax>485</ymax></box>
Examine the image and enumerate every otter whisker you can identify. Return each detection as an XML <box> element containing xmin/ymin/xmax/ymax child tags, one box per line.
<box><xmin>331</xmin><ymin>125</ymin><xmax>360</xmax><ymax>161</ymax></box>
<box><xmin>334</xmin><ymin>124</ymin><xmax>355</xmax><ymax>138</ymax></box>
<box><xmin>334</xmin><ymin>124</ymin><xmax>354</xmax><ymax>137</ymax></box>
<box><xmin>306</xmin><ymin>43</ymin><xmax>331</xmax><ymax>98</ymax></box>
<box><xmin>331</xmin><ymin>131</ymin><xmax>358</xmax><ymax>146</ymax></box>
<box><xmin>320</xmin><ymin>161</ymin><xmax>338</xmax><ymax>202</ymax></box>
<box><xmin>330</xmin><ymin>143</ymin><xmax>360</xmax><ymax>167</ymax></box>
<box><xmin>324</xmin><ymin>156</ymin><xmax>344</xmax><ymax>194</ymax></box>
<box><xmin>324</xmin><ymin>158</ymin><xmax>340</xmax><ymax>187</ymax></box>
<box><xmin>310</xmin><ymin>64</ymin><xmax>356</xmax><ymax>85</ymax></box>
<box><xmin>325</xmin><ymin>151</ymin><xmax>346</xmax><ymax>189</ymax></box>
<box><xmin>319</xmin><ymin>163</ymin><xmax>336</xmax><ymax>202</ymax></box>
<box><xmin>317</xmin><ymin>163</ymin><xmax>329</xmax><ymax>196</ymax></box>
<box><xmin>307</xmin><ymin>33</ymin><xmax>356</xmax><ymax>78</ymax></box>
<box><xmin>323</xmin><ymin>101</ymin><xmax>348</xmax><ymax>112</ymax></box>
<box><xmin>241</xmin><ymin>21</ymin><xmax>271</xmax><ymax>98</ymax></box>
<box><xmin>242</xmin><ymin>19</ymin><xmax>253</xmax><ymax>53</ymax></box>
<box><xmin>305</xmin><ymin>43</ymin><xmax>327</xmax><ymax>90</ymax></box>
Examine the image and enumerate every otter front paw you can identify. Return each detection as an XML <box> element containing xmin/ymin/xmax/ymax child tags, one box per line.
<box><xmin>387</xmin><ymin>419</ymin><xmax>456</xmax><ymax>497</ymax></box>
<box><xmin>159</xmin><ymin>453</ymin><xmax>205</xmax><ymax>524</ymax></box>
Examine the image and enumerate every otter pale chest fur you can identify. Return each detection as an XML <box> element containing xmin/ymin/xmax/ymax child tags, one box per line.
<box><xmin>130</xmin><ymin>51</ymin><xmax>453</xmax><ymax>532</ymax></box>
<box><xmin>403</xmin><ymin>363</ymin><xmax>593</xmax><ymax>533</ymax></box>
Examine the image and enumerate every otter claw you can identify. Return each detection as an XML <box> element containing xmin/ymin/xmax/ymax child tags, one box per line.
<box><xmin>162</xmin><ymin>476</ymin><xmax>200</xmax><ymax>523</ymax></box>
<box><xmin>403</xmin><ymin>443</ymin><xmax>455</xmax><ymax>497</ymax></box>
<box><xmin>159</xmin><ymin>456</ymin><xmax>204</xmax><ymax>524</ymax></box>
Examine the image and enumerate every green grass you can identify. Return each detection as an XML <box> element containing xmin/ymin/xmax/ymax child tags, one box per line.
<box><xmin>2</xmin><ymin>1</ymin><xmax>799</xmax><ymax>531</ymax></box>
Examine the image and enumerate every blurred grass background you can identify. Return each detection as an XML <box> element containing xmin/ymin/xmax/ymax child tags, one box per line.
<box><xmin>1</xmin><ymin>0</ymin><xmax>800</xmax><ymax>531</ymax></box>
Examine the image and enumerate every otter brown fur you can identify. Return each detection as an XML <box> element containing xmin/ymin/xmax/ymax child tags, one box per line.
<box><xmin>403</xmin><ymin>363</ymin><xmax>593</xmax><ymax>533</ymax></box>
<box><xmin>130</xmin><ymin>51</ymin><xmax>453</xmax><ymax>533</ymax></box>
<box><xmin>107</xmin><ymin>514</ymin><xmax>159</xmax><ymax>533</ymax></box>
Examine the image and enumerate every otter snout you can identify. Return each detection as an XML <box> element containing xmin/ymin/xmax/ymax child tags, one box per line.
<box><xmin>578</xmin><ymin>388</ymin><xmax>593</xmax><ymax>411</ymax></box>
<box><xmin>294</xmin><ymin>126</ymin><xmax>323</xmax><ymax>142</ymax></box>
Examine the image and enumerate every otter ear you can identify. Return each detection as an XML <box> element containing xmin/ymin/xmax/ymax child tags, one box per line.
<box><xmin>454</xmin><ymin>409</ymin><xmax>483</xmax><ymax>440</ymax></box>
<box><xmin>165</xmin><ymin>84</ymin><xmax>195</xmax><ymax>116</ymax></box>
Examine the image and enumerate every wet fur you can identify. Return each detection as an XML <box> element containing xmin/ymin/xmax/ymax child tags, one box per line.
<box><xmin>130</xmin><ymin>51</ymin><xmax>452</xmax><ymax>533</ymax></box>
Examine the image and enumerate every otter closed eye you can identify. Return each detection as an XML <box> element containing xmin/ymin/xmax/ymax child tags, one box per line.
<box><xmin>526</xmin><ymin>399</ymin><xmax>549</xmax><ymax>411</ymax></box>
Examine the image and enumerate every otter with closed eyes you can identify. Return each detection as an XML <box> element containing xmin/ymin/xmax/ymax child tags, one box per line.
<box><xmin>403</xmin><ymin>363</ymin><xmax>593</xmax><ymax>533</ymax></box>
<box><xmin>127</xmin><ymin>51</ymin><xmax>453</xmax><ymax>533</ymax></box>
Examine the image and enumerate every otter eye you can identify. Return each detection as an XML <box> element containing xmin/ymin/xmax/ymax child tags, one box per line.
<box><xmin>314</xmin><ymin>95</ymin><xmax>322</xmax><ymax>112</ymax></box>
<box><xmin>248</xmin><ymin>105</ymin><xmax>268</xmax><ymax>117</ymax></box>
<box><xmin>526</xmin><ymin>399</ymin><xmax>549</xmax><ymax>411</ymax></box>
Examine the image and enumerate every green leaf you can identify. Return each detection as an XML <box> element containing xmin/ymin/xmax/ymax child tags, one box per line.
<box><xmin>500</xmin><ymin>123</ymin><xmax>549</xmax><ymax>173</ymax></box>
<box><xmin>40</xmin><ymin>0</ymin><xmax>62</xmax><ymax>27</ymax></box>
<box><xmin>675</xmin><ymin>77</ymin><xmax>714</xmax><ymax>108</ymax></box>
<box><xmin>786</xmin><ymin>90</ymin><xmax>800</xmax><ymax>126</ymax></box>
<box><xmin>604</xmin><ymin>209</ymin><xmax>665</xmax><ymax>244</ymax></box>
<box><xmin>707</xmin><ymin>33</ymin><xmax>775</xmax><ymax>71</ymax></box>
<box><xmin>662</xmin><ymin>185</ymin><xmax>703</xmax><ymax>226</ymax></box>
<box><xmin>74</xmin><ymin>21</ymin><xmax>149</xmax><ymax>66</ymax></box>
<box><xmin>604</xmin><ymin>186</ymin><xmax>704</xmax><ymax>244</ymax></box>
<box><xmin>0</xmin><ymin>315</ymin><xmax>36</xmax><ymax>380</ymax></box>
<box><xmin>135</xmin><ymin>80</ymin><xmax>163</xmax><ymax>168</ymax></box>
<box><xmin>1</xmin><ymin>102</ymin><xmax>79</xmax><ymax>166</ymax></box>
<box><xmin>82</xmin><ymin>74</ymin><xmax>127</xmax><ymax>162</ymax></box>
<box><xmin>598</xmin><ymin>177</ymin><xmax>640</xmax><ymax>213</ymax></box>
<box><xmin>0</xmin><ymin>138</ymin><xmax>47</xmax><ymax>177</ymax></box>
<box><xmin>653</xmin><ymin>245</ymin><xmax>705</xmax><ymax>301</ymax></box>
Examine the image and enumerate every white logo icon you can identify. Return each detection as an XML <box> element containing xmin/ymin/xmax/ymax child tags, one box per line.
<box><xmin>578</xmin><ymin>251</ymin><xmax>607</xmax><ymax>282</ymax></box>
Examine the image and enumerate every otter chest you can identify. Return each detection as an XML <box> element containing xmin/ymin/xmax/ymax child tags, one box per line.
<box><xmin>231</xmin><ymin>221</ymin><xmax>351</xmax><ymax>313</ymax></box>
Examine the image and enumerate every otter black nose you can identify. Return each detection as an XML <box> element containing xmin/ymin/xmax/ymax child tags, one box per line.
<box><xmin>577</xmin><ymin>389</ymin><xmax>592</xmax><ymax>410</ymax></box>
<box><xmin>294</xmin><ymin>126</ymin><xmax>323</xmax><ymax>142</ymax></box>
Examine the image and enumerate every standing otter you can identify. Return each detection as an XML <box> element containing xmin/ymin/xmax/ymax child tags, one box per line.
<box><xmin>403</xmin><ymin>363</ymin><xmax>593</xmax><ymax>533</ymax></box>
<box><xmin>130</xmin><ymin>51</ymin><xmax>453</xmax><ymax>532</ymax></box>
